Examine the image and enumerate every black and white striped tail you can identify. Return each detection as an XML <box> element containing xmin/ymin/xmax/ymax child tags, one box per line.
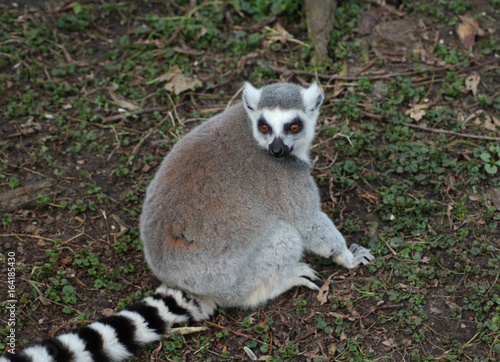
<box><xmin>0</xmin><ymin>285</ymin><xmax>216</xmax><ymax>362</ymax></box>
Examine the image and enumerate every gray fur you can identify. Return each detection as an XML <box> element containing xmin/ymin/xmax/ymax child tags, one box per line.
<box><xmin>257</xmin><ymin>82</ymin><xmax>304</xmax><ymax>110</ymax></box>
<box><xmin>140</xmin><ymin>82</ymin><xmax>374</xmax><ymax>309</ymax></box>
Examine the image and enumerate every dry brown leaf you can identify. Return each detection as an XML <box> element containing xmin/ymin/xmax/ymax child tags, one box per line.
<box><xmin>405</xmin><ymin>104</ymin><xmax>428</xmax><ymax>121</ymax></box>
<box><xmin>465</xmin><ymin>73</ymin><xmax>480</xmax><ymax>98</ymax></box>
<box><xmin>483</xmin><ymin>112</ymin><xmax>496</xmax><ymax>132</ymax></box>
<box><xmin>430</xmin><ymin>306</ymin><xmax>443</xmax><ymax>314</ymax></box>
<box><xmin>263</xmin><ymin>24</ymin><xmax>305</xmax><ymax>48</ymax></box>
<box><xmin>491</xmin><ymin>189</ymin><xmax>500</xmax><ymax>211</ymax></box>
<box><xmin>456</xmin><ymin>15</ymin><xmax>484</xmax><ymax>49</ymax></box>
<box><xmin>492</xmin><ymin>115</ymin><xmax>500</xmax><ymax>127</ymax></box>
<box><xmin>101</xmin><ymin>308</ymin><xmax>114</xmax><ymax>317</ymax></box>
<box><xmin>332</xmin><ymin>61</ymin><xmax>348</xmax><ymax>97</ymax></box>
<box><xmin>328</xmin><ymin>312</ymin><xmax>350</xmax><ymax>319</ymax></box>
<box><xmin>445</xmin><ymin>300</ymin><xmax>462</xmax><ymax>311</ymax></box>
<box><xmin>357</xmin><ymin>10</ymin><xmax>380</xmax><ymax>35</ymax></box>
<box><xmin>456</xmin><ymin>22</ymin><xmax>477</xmax><ymax>48</ymax></box>
<box><xmin>59</xmin><ymin>255</ymin><xmax>72</xmax><ymax>267</ymax></box>
<box><xmin>156</xmin><ymin>65</ymin><xmax>202</xmax><ymax>95</ymax></box>
<box><xmin>316</xmin><ymin>273</ymin><xmax>335</xmax><ymax>305</ymax></box>
<box><xmin>382</xmin><ymin>338</ymin><xmax>397</xmax><ymax>347</ymax></box>
<box><xmin>460</xmin><ymin>15</ymin><xmax>485</xmax><ymax>36</ymax></box>
<box><xmin>107</xmin><ymin>83</ymin><xmax>139</xmax><ymax>110</ymax></box>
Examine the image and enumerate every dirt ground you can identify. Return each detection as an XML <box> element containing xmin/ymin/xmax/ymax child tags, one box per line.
<box><xmin>1</xmin><ymin>0</ymin><xmax>499</xmax><ymax>361</ymax></box>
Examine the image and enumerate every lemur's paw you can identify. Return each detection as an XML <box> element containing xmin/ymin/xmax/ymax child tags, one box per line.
<box><xmin>293</xmin><ymin>263</ymin><xmax>321</xmax><ymax>291</ymax></box>
<box><xmin>349</xmin><ymin>243</ymin><xmax>375</xmax><ymax>266</ymax></box>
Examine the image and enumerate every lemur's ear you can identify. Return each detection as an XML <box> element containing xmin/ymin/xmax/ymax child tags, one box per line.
<box><xmin>242</xmin><ymin>82</ymin><xmax>261</xmax><ymax>112</ymax></box>
<box><xmin>302</xmin><ymin>82</ymin><xmax>324</xmax><ymax>113</ymax></box>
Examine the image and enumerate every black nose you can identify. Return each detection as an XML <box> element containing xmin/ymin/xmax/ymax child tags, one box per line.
<box><xmin>269</xmin><ymin>138</ymin><xmax>290</xmax><ymax>158</ymax></box>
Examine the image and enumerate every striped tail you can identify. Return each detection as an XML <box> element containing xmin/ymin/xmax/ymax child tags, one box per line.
<box><xmin>0</xmin><ymin>285</ymin><xmax>216</xmax><ymax>362</ymax></box>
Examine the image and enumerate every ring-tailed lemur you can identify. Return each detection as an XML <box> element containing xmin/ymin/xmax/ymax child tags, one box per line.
<box><xmin>1</xmin><ymin>82</ymin><xmax>374</xmax><ymax>362</ymax></box>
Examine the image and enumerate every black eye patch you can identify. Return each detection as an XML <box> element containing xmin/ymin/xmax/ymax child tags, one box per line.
<box><xmin>257</xmin><ymin>117</ymin><xmax>272</xmax><ymax>134</ymax></box>
<box><xmin>284</xmin><ymin>118</ymin><xmax>303</xmax><ymax>134</ymax></box>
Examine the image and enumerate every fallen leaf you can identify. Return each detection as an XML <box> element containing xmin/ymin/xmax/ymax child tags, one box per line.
<box><xmin>456</xmin><ymin>15</ymin><xmax>484</xmax><ymax>49</ymax></box>
<box><xmin>456</xmin><ymin>22</ymin><xmax>476</xmax><ymax>48</ymax></box>
<box><xmin>493</xmin><ymin>115</ymin><xmax>500</xmax><ymax>127</ymax></box>
<box><xmin>150</xmin><ymin>65</ymin><xmax>202</xmax><ymax>95</ymax></box>
<box><xmin>263</xmin><ymin>24</ymin><xmax>305</xmax><ymax>47</ymax></box>
<box><xmin>405</xmin><ymin>104</ymin><xmax>428</xmax><ymax>121</ymax></box>
<box><xmin>483</xmin><ymin>112</ymin><xmax>496</xmax><ymax>132</ymax></box>
<box><xmin>332</xmin><ymin>61</ymin><xmax>348</xmax><ymax>97</ymax></box>
<box><xmin>102</xmin><ymin>308</ymin><xmax>115</xmax><ymax>317</ymax></box>
<box><xmin>382</xmin><ymin>338</ymin><xmax>397</xmax><ymax>347</ymax></box>
<box><xmin>59</xmin><ymin>255</ymin><xmax>73</xmax><ymax>267</ymax></box>
<box><xmin>25</xmin><ymin>224</ymin><xmax>44</xmax><ymax>235</ymax></box>
<box><xmin>464</xmin><ymin>73</ymin><xmax>480</xmax><ymax>98</ymax></box>
<box><xmin>430</xmin><ymin>306</ymin><xmax>443</xmax><ymax>314</ymax></box>
<box><xmin>243</xmin><ymin>346</ymin><xmax>258</xmax><ymax>361</ymax></box>
<box><xmin>403</xmin><ymin>338</ymin><xmax>413</xmax><ymax>347</ymax></box>
<box><xmin>316</xmin><ymin>273</ymin><xmax>335</xmax><ymax>305</ymax></box>
<box><xmin>445</xmin><ymin>300</ymin><xmax>462</xmax><ymax>311</ymax></box>
<box><xmin>460</xmin><ymin>15</ymin><xmax>485</xmax><ymax>36</ymax></box>
<box><xmin>469</xmin><ymin>194</ymin><xmax>481</xmax><ymax>201</ymax></box>
<box><xmin>357</xmin><ymin>10</ymin><xmax>380</xmax><ymax>35</ymax></box>
<box><xmin>111</xmin><ymin>214</ymin><xmax>131</xmax><ymax>237</ymax></box>
<box><xmin>328</xmin><ymin>312</ymin><xmax>350</xmax><ymax>319</ymax></box>
<box><xmin>161</xmin><ymin>66</ymin><xmax>202</xmax><ymax>95</ymax></box>
<box><xmin>108</xmin><ymin>86</ymin><xmax>139</xmax><ymax>111</ymax></box>
<box><xmin>491</xmin><ymin>189</ymin><xmax>500</xmax><ymax>211</ymax></box>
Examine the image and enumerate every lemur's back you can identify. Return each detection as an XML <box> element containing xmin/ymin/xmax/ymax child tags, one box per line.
<box><xmin>140</xmin><ymin>102</ymin><xmax>315</xmax><ymax>304</ymax></box>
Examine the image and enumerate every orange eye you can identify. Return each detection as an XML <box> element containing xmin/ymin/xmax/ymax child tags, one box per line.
<box><xmin>259</xmin><ymin>124</ymin><xmax>269</xmax><ymax>133</ymax></box>
<box><xmin>290</xmin><ymin>124</ymin><xmax>301</xmax><ymax>133</ymax></box>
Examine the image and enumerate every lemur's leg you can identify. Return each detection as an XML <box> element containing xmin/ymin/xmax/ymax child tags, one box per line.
<box><xmin>301</xmin><ymin>212</ymin><xmax>375</xmax><ymax>268</ymax></box>
<box><xmin>238</xmin><ymin>221</ymin><xmax>320</xmax><ymax>308</ymax></box>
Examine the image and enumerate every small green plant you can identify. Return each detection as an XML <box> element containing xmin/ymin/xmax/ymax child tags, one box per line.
<box><xmin>8</xmin><ymin>176</ymin><xmax>20</xmax><ymax>188</ymax></box>
<box><xmin>236</xmin><ymin>0</ymin><xmax>303</xmax><ymax>22</ymax></box>
<box><xmin>316</xmin><ymin>316</ymin><xmax>331</xmax><ymax>333</ymax></box>
<box><xmin>70</xmin><ymin>199</ymin><xmax>87</xmax><ymax>214</ymax></box>
<box><xmin>57</xmin><ymin>3</ymin><xmax>94</xmax><ymax>31</ymax></box>
<box><xmin>2</xmin><ymin>213</ymin><xmax>12</xmax><ymax>229</ymax></box>
<box><xmin>479</xmin><ymin>144</ymin><xmax>500</xmax><ymax>174</ymax></box>
<box><xmin>295</xmin><ymin>300</ymin><xmax>307</xmax><ymax>314</ymax></box>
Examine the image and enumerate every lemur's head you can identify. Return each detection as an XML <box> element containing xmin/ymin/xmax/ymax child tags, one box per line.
<box><xmin>243</xmin><ymin>82</ymin><xmax>323</xmax><ymax>163</ymax></box>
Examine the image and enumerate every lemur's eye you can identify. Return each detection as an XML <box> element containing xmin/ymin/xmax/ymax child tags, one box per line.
<box><xmin>259</xmin><ymin>124</ymin><xmax>269</xmax><ymax>133</ymax></box>
<box><xmin>289</xmin><ymin>124</ymin><xmax>301</xmax><ymax>133</ymax></box>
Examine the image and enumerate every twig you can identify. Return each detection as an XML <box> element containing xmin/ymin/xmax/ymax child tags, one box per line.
<box><xmin>226</xmin><ymin>84</ymin><xmax>244</xmax><ymax>110</ymax></box>
<box><xmin>401</xmin><ymin>123</ymin><xmax>500</xmax><ymax>141</ymax></box>
<box><xmin>413</xmin><ymin>57</ymin><xmax>500</xmax><ymax>83</ymax></box>
<box><xmin>163</xmin><ymin>326</ymin><xmax>208</xmax><ymax>337</ymax></box>
<box><xmin>102</xmin><ymin>107</ymin><xmax>170</xmax><ymax>123</ymax></box>
<box><xmin>258</xmin><ymin>58</ymin><xmax>500</xmax><ymax>83</ymax></box>
<box><xmin>292</xmin><ymin>330</ymin><xmax>316</xmax><ymax>343</ymax></box>
<box><xmin>125</xmin><ymin>113</ymin><xmax>171</xmax><ymax>166</ymax></box>
<box><xmin>52</xmin><ymin>320</ymin><xmax>94</xmax><ymax>337</ymax></box>
<box><xmin>0</xmin><ymin>233</ymin><xmax>53</xmax><ymax>241</ymax></box>
<box><xmin>205</xmin><ymin>321</ymin><xmax>266</xmax><ymax>345</ymax></box>
<box><xmin>355</xmin><ymin>57</ymin><xmax>378</xmax><ymax>76</ymax></box>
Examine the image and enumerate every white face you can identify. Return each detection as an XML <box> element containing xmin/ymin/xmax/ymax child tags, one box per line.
<box><xmin>248</xmin><ymin>108</ymin><xmax>315</xmax><ymax>162</ymax></box>
<box><xmin>243</xmin><ymin>82</ymin><xmax>323</xmax><ymax>163</ymax></box>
